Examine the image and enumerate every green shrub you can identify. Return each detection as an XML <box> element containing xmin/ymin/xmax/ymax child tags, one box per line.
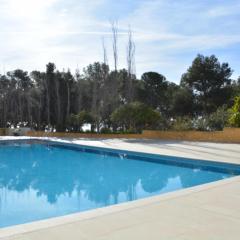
<box><xmin>67</xmin><ymin>111</ymin><xmax>94</xmax><ymax>132</ymax></box>
<box><xmin>207</xmin><ymin>106</ymin><xmax>229</xmax><ymax>131</ymax></box>
<box><xmin>194</xmin><ymin>106</ymin><xmax>228</xmax><ymax>131</ymax></box>
<box><xmin>172</xmin><ymin>117</ymin><xmax>193</xmax><ymax>131</ymax></box>
<box><xmin>228</xmin><ymin>96</ymin><xmax>240</xmax><ymax>127</ymax></box>
<box><xmin>193</xmin><ymin>117</ymin><xmax>208</xmax><ymax>131</ymax></box>
<box><xmin>111</xmin><ymin>102</ymin><xmax>161</xmax><ymax>133</ymax></box>
<box><xmin>100</xmin><ymin>127</ymin><xmax>112</xmax><ymax>134</ymax></box>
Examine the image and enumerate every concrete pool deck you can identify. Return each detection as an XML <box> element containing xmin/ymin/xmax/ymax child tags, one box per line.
<box><xmin>0</xmin><ymin>137</ymin><xmax>240</xmax><ymax>240</ymax></box>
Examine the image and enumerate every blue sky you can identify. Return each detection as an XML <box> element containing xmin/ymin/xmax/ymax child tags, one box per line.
<box><xmin>0</xmin><ymin>0</ymin><xmax>239</xmax><ymax>83</ymax></box>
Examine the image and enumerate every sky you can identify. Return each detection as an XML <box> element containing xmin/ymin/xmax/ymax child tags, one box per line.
<box><xmin>0</xmin><ymin>0</ymin><xmax>240</xmax><ymax>83</ymax></box>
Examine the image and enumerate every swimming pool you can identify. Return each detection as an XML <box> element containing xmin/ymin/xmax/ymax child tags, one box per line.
<box><xmin>0</xmin><ymin>139</ymin><xmax>239</xmax><ymax>228</ymax></box>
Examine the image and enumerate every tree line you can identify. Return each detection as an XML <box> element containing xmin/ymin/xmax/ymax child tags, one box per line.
<box><xmin>0</xmin><ymin>53</ymin><xmax>239</xmax><ymax>133</ymax></box>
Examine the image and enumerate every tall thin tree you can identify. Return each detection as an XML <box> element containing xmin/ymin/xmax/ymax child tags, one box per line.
<box><xmin>126</xmin><ymin>26</ymin><xmax>136</xmax><ymax>102</ymax></box>
<box><xmin>102</xmin><ymin>37</ymin><xmax>108</xmax><ymax>65</ymax></box>
<box><xmin>111</xmin><ymin>21</ymin><xmax>118</xmax><ymax>71</ymax></box>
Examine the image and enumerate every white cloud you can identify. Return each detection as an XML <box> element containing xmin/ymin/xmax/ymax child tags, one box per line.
<box><xmin>207</xmin><ymin>4</ymin><xmax>240</xmax><ymax>17</ymax></box>
<box><xmin>0</xmin><ymin>0</ymin><xmax>110</xmax><ymax>72</ymax></box>
<box><xmin>118</xmin><ymin>0</ymin><xmax>240</xmax><ymax>80</ymax></box>
<box><xmin>0</xmin><ymin>0</ymin><xmax>239</xmax><ymax>82</ymax></box>
<box><xmin>4</xmin><ymin>0</ymin><xmax>58</xmax><ymax>18</ymax></box>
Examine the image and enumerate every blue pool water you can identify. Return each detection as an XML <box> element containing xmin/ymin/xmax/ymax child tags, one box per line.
<box><xmin>0</xmin><ymin>140</ymin><xmax>239</xmax><ymax>228</ymax></box>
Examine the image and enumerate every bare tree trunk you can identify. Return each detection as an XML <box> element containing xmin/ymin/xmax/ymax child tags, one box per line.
<box><xmin>3</xmin><ymin>96</ymin><xmax>7</xmax><ymax>127</ymax></box>
<box><xmin>44</xmin><ymin>76</ymin><xmax>50</xmax><ymax>127</ymax></box>
<box><xmin>111</xmin><ymin>21</ymin><xmax>118</xmax><ymax>72</ymax></box>
<box><xmin>55</xmin><ymin>78</ymin><xmax>61</xmax><ymax>131</ymax></box>
<box><xmin>38</xmin><ymin>93</ymin><xmax>42</xmax><ymax>129</ymax></box>
<box><xmin>66</xmin><ymin>81</ymin><xmax>70</xmax><ymax>121</ymax></box>
<box><xmin>27</xmin><ymin>92</ymin><xmax>32</xmax><ymax>127</ymax></box>
<box><xmin>102</xmin><ymin>37</ymin><xmax>108</xmax><ymax>65</ymax></box>
<box><xmin>110</xmin><ymin>21</ymin><xmax>119</xmax><ymax>111</ymax></box>
<box><xmin>18</xmin><ymin>92</ymin><xmax>23</xmax><ymax>123</ymax></box>
<box><xmin>126</xmin><ymin>26</ymin><xmax>136</xmax><ymax>103</ymax></box>
<box><xmin>91</xmin><ymin>78</ymin><xmax>98</xmax><ymax>132</ymax></box>
<box><xmin>75</xmin><ymin>69</ymin><xmax>82</xmax><ymax>113</ymax></box>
